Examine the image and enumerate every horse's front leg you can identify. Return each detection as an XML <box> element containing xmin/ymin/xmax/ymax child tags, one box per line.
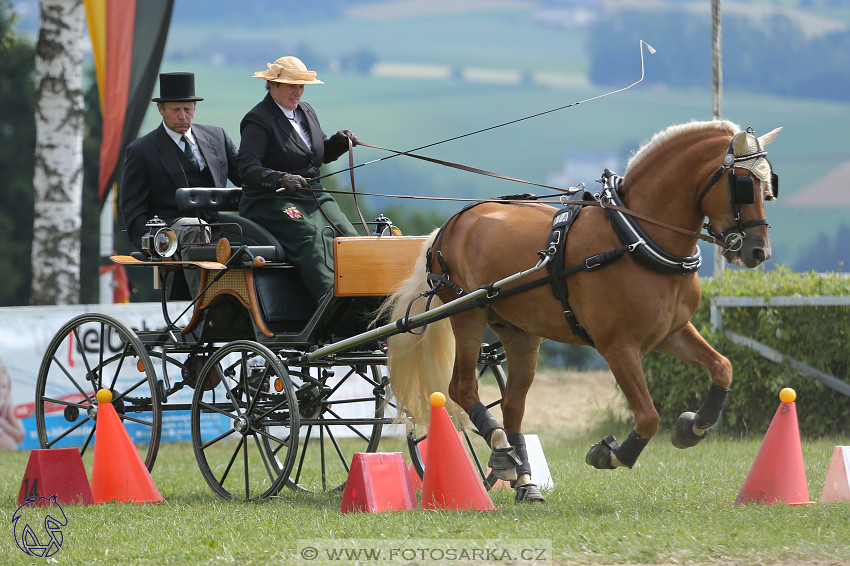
<box><xmin>654</xmin><ymin>322</ymin><xmax>732</xmax><ymax>448</ymax></box>
<box><xmin>586</xmin><ymin>347</ymin><xmax>657</xmax><ymax>470</ymax></box>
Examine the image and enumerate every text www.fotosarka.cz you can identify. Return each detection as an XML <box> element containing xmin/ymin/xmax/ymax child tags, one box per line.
<box><xmin>297</xmin><ymin>538</ymin><xmax>552</xmax><ymax>565</ymax></box>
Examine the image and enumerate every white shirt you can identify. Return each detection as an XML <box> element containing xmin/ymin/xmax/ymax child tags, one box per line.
<box><xmin>163</xmin><ymin>124</ymin><xmax>207</xmax><ymax>171</ymax></box>
<box><xmin>278</xmin><ymin>105</ymin><xmax>313</xmax><ymax>151</ymax></box>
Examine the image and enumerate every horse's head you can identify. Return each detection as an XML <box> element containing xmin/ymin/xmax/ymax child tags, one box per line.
<box><xmin>698</xmin><ymin>126</ymin><xmax>782</xmax><ymax>268</ymax></box>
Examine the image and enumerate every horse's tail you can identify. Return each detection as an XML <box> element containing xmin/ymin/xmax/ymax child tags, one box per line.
<box><xmin>377</xmin><ymin>229</ymin><xmax>456</xmax><ymax>428</ymax></box>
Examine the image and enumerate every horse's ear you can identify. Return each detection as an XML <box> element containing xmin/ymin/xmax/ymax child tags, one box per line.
<box><xmin>758</xmin><ymin>127</ymin><xmax>782</xmax><ymax>148</ymax></box>
<box><xmin>731</xmin><ymin>131</ymin><xmax>750</xmax><ymax>155</ymax></box>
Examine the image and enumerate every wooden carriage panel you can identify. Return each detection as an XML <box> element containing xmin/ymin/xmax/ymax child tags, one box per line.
<box><xmin>333</xmin><ymin>236</ymin><xmax>428</xmax><ymax>297</ymax></box>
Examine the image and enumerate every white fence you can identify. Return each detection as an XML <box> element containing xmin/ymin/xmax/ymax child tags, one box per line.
<box><xmin>710</xmin><ymin>295</ymin><xmax>850</xmax><ymax>396</ymax></box>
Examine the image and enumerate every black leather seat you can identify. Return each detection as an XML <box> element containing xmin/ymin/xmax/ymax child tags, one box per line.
<box><xmin>175</xmin><ymin>187</ymin><xmax>286</xmax><ymax>262</ymax></box>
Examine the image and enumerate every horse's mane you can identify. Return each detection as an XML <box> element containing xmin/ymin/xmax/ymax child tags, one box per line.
<box><xmin>625</xmin><ymin>120</ymin><xmax>741</xmax><ymax>174</ymax></box>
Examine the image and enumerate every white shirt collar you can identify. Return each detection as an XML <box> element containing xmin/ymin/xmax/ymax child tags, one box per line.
<box><xmin>163</xmin><ymin>123</ymin><xmax>195</xmax><ymax>145</ymax></box>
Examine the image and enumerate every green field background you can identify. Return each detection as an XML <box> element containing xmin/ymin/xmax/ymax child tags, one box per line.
<box><xmin>131</xmin><ymin>5</ymin><xmax>850</xmax><ymax>266</ymax></box>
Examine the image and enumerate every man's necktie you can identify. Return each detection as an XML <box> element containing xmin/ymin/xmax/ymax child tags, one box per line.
<box><xmin>181</xmin><ymin>135</ymin><xmax>200</xmax><ymax>170</ymax></box>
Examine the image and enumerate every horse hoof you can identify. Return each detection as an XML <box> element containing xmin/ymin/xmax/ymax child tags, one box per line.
<box><xmin>585</xmin><ymin>434</ymin><xmax>618</xmax><ymax>469</ymax></box>
<box><xmin>514</xmin><ymin>483</ymin><xmax>546</xmax><ymax>503</ymax></box>
<box><xmin>671</xmin><ymin>411</ymin><xmax>707</xmax><ymax>449</ymax></box>
<box><xmin>488</xmin><ymin>447</ymin><xmax>521</xmax><ymax>481</ymax></box>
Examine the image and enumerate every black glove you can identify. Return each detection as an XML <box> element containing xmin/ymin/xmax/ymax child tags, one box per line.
<box><xmin>276</xmin><ymin>173</ymin><xmax>310</xmax><ymax>192</ymax></box>
<box><xmin>333</xmin><ymin>129</ymin><xmax>358</xmax><ymax>147</ymax></box>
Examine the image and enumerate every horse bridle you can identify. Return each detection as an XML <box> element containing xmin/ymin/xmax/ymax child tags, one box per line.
<box><xmin>697</xmin><ymin>127</ymin><xmax>779</xmax><ymax>252</ymax></box>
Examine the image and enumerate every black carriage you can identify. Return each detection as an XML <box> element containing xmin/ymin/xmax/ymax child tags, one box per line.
<box><xmin>34</xmin><ymin>187</ymin><xmax>508</xmax><ymax>500</ymax></box>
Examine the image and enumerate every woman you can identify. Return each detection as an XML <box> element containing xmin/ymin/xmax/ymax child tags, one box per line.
<box><xmin>238</xmin><ymin>56</ymin><xmax>359</xmax><ymax>302</ymax></box>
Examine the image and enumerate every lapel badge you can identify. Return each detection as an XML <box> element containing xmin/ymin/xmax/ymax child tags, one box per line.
<box><xmin>283</xmin><ymin>206</ymin><xmax>303</xmax><ymax>219</ymax></box>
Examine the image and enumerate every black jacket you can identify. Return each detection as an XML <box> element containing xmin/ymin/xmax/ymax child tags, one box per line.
<box><xmin>237</xmin><ymin>93</ymin><xmax>349</xmax><ymax>193</ymax></box>
<box><xmin>120</xmin><ymin>123</ymin><xmax>240</xmax><ymax>248</ymax></box>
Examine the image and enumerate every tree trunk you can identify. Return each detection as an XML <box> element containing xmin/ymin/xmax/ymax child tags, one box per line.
<box><xmin>30</xmin><ymin>0</ymin><xmax>85</xmax><ymax>305</ymax></box>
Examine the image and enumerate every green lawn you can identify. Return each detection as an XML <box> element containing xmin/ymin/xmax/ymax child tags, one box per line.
<box><xmin>3</xmin><ymin>428</ymin><xmax>848</xmax><ymax>565</ymax></box>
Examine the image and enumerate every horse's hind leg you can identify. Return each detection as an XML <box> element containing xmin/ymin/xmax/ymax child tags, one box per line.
<box><xmin>654</xmin><ymin>322</ymin><xmax>732</xmax><ymax>448</ymax></box>
<box><xmin>497</xmin><ymin>326</ymin><xmax>546</xmax><ymax>502</ymax></box>
<box><xmin>446</xmin><ymin>310</ymin><xmax>521</xmax><ymax>482</ymax></box>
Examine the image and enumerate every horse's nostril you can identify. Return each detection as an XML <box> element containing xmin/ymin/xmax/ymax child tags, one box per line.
<box><xmin>753</xmin><ymin>248</ymin><xmax>766</xmax><ymax>262</ymax></box>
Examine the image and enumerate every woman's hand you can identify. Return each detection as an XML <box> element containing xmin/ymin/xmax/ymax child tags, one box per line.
<box><xmin>276</xmin><ymin>173</ymin><xmax>310</xmax><ymax>192</ymax></box>
<box><xmin>333</xmin><ymin>130</ymin><xmax>358</xmax><ymax>146</ymax></box>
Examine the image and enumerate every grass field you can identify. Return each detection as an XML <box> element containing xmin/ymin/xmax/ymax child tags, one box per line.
<box><xmin>3</xmin><ymin>424</ymin><xmax>848</xmax><ymax>565</ymax></box>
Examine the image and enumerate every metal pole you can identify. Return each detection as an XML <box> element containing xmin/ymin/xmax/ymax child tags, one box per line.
<box><xmin>711</xmin><ymin>0</ymin><xmax>725</xmax><ymax>276</ymax></box>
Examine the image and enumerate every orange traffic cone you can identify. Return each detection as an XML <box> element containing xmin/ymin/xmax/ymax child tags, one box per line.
<box><xmin>420</xmin><ymin>392</ymin><xmax>495</xmax><ymax>511</ymax></box>
<box><xmin>735</xmin><ymin>388</ymin><xmax>814</xmax><ymax>505</ymax></box>
<box><xmin>90</xmin><ymin>389</ymin><xmax>163</xmax><ymax>504</ymax></box>
<box><xmin>820</xmin><ymin>446</ymin><xmax>850</xmax><ymax>503</ymax></box>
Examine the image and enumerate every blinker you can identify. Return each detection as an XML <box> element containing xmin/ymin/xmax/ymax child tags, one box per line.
<box><xmin>731</xmin><ymin>174</ymin><xmax>755</xmax><ymax>205</ymax></box>
<box><xmin>769</xmin><ymin>172</ymin><xmax>779</xmax><ymax>200</ymax></box>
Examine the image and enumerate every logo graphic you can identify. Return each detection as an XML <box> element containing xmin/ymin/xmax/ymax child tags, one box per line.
<box><xmin>283</xmin><ymin>206</ymin><xmax>303</xmax><ymax>219</ymax></box>
<box><xmin>12</xmin><ymin>495</ymin><xmax>67</xmax><ymax>558</ymax></box>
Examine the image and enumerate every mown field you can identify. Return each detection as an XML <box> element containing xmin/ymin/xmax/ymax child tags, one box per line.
<box><xmin>2</xmin><ymin>423</ymin><xmax>848</xmax><ymax>565</ymax></box>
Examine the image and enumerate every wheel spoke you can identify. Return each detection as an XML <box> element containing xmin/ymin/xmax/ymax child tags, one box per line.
<box><xmin>50</xmin><ymin>354</ymin><xmax>94</xmax><ymax>404</ymax></box>
<box><xmin>201</xmin><ymin>428</ymin><xmax>237</xmax><ymax>451</ymax></box>
<box><xmin>321</xmin><ymin>407</ymin><xmax>372</xmax><ymax>442</ymax></box>
<box><xmin>44</xmin><ymin>415</ymin><xmax>94</xmax><ymax>447</ymax></box>
<box><xmin>251</xmin><ymin>432</ymin><xmax>277</xmax><ymax>485</ymax></box>
<box><xmin>198</xmin><ymin>399</ymin><xmax>237</xmax><ymax>420</ymax></box>
<box><xmin>118</xmin><ymin>414</ymin><xmax>153</xmax><ymax>428</ymax></box>
<box><xmin>106</xmin><ymin>342</ymin><xmax>136</xmax><ymax>395</ymax></box>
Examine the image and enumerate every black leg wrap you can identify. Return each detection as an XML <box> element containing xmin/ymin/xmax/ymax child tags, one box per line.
<box><xmin>507</xmin><ymin>433</ymin><xmax>531</xmax><ymax>479</ymax></box>
<box><xmin>694</xmin><ymin>384</ymin><xmax>730</xmax><ymax>430</ymax></box>
<box><xmin>613</xmin><ymin>429</ymin><xmax>649</xmax><ymax>469</ymax></box>
<box><xmin>469</xmin><ymin>402</ymin><xmax>501</xmax><ymax>445</ymax></box>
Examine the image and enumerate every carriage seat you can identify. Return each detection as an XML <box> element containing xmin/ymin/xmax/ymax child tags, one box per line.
<box><xmin>175</xmin><ymin>187</ymin><xmax>286</xmax><ymax>263</ymax></box>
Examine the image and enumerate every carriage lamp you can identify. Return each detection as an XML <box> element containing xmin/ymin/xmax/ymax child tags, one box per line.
<box><xmin>141</xmin><ymin>216</ymin><xmax>178</xmax><ymax>259</ymax></box>
<box><xmin>371</xmin><ymin>214</ymin><xmax>402</xmax><ymax>237</ymax></box>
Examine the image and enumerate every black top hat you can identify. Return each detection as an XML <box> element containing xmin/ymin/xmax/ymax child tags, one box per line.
<box><xmin>151</xmin><ymin>72</ymin><xmax>204</xmax><ymax>103</ymax></box>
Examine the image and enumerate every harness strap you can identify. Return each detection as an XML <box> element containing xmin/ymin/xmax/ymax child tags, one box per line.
<box><xmin>545</xmin><ymin>191</ymin><xmax>598</xmax><ymax>346</ymax></box>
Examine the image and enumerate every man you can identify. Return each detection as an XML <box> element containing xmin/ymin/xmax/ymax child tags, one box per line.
<box><xmin>120</xmin><ymin>72</ymin><xmax>240</xmax><ymax>294</ymax></box>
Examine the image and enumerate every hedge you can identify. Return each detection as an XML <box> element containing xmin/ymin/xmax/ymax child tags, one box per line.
<box><xmin>642</xmin><ymin>266</ymin><xmax>849</xmax><ymax>437</ymax></box>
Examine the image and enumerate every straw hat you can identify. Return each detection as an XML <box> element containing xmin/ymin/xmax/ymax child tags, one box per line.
<box><xmin>252</xmin><ymin>56</ymin><xmax>324</xmax><ymax>85</ymax></box>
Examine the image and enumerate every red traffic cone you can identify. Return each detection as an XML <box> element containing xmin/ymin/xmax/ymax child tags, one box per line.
<box><xmin>340</xmin><ymin>452</ymin><xmax>415</xmax><ymax>513</ymax></box>
<box><xmin>735</xmin><ymin>388</ymin><xmax>814</xmax><ymax>505</ymax></box>
<box><xmin>90</xmin><ymin>389</ymin><xmax>163</xmax><ymax>504</ymax></box>
<box><xmin>420</xmin><ymin>392</ymin><xmax>495</xmax><ymax>511</ymax></box>
<box><xmin>820</xmin><ymin>446</ymin><xmax>850</xmax><ymax>504</ymax></box>
<box><xmin>17</xmin><ymin>448</ymin><xmax>93</xmax><ymax>506</ymax></box>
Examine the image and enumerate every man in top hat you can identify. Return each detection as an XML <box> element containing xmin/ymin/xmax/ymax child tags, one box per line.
<box><xmin>120</xmin><ymin>72</ymin><xmax>240</xmax><ymax>294</ymax></box>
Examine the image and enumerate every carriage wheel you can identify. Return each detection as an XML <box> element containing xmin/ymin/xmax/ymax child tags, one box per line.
<box><xmin>284</xmin><ymin>363</ymin><xmax>387</xmax><ymax>493</ymax></box>
<box><xmin>405</xmin><ymin>343</ymin><xmax>507</xmax><ymax>490</ymax></box>
<box><xmin>190</xmin><ymin>340</ymin><xmax>299</xmax><ymax>500</ymax></box>
<box><xmin>35</xmin><ymin>313</ymin><xmax>162</xmax><ymax>470</ymax></box>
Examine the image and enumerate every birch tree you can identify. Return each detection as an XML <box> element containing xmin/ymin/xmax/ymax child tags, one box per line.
<box><xmin>30</xmin><ymin>0</ymin><xmax>85</xmax><ymax>305</ymax></box>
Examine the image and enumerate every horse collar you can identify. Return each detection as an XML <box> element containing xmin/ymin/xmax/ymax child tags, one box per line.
<box><xmin>601</xmin><ymin>170</ymin><xmax>702</xmax><ymax>274</ymax></box>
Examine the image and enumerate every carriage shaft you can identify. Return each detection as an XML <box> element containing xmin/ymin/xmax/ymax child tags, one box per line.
<box><xmin>291</xmin><ymin>256</ymin><xmax>551</xmax><ymax>365</ymax></box>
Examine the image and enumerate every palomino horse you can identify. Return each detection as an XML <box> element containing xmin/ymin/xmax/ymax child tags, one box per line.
<box><xmin>383</xmin><ymin>120</ymin><xmax>781</xmax><ymax>503</ymax></box>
